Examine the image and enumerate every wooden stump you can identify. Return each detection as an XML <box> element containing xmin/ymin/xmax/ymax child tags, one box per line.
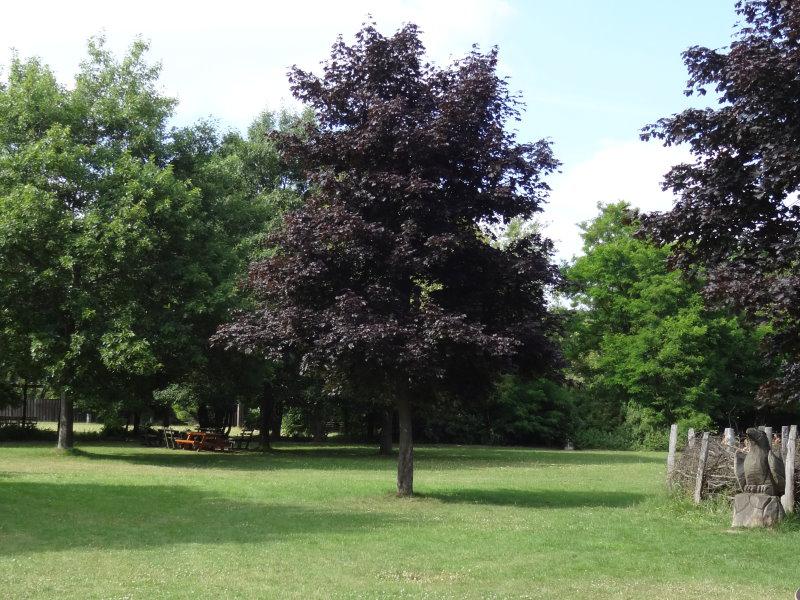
<box><xmin>724</xmin><ymin>427</ymin><xmax>735</xmax><ymax>447</ymax></box>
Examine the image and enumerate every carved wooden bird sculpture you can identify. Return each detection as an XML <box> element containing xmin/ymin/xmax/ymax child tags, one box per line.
<box><xmin>735</xmin><ymin>427</ymin><xmax>785</xmax><ymax>496</ymax></box>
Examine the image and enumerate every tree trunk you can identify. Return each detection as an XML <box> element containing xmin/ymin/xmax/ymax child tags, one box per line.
<box><xmin>396</xmin><ymin>396</ymin><xmax>413</xmax><ymax>496</ymax></box>
<box><xmin>272</xmin><ymin>402</ymin><xmax>283</xmax><ymax>441</ymax></box>
<box><xmin>341</xmin><ymin>405</ymin><xmax>351</xmax><ymax>442</ymax></box>
<box><xmin>22</xmin><ymin>382</ymin><xmax>28</xmax><ymax>422</ymax></box>
<box><xmin>260</xmin><ymin>382</ymin><xmax>274</xmax><ymax>450</ymax></box>
<box><xmin>312</xmin><ymin>408</ymin><xmax>325</xmax><ymax>442</ymax></box>
<box><xmin>57</xmin><ymin>390</ymin><xmax>73</xmax><ymax>450</ymax></box>
<box><xmin>197</xmin><ymin>404</ymin><xmax>209</xmax><ymax>429</ymax></box>
<box><xmin>223</xmin><ymin>407</ymin><xmax>232</xmax><ymax>436</ymax></box>
<box><xmin>132</xmin><ymin>411</ymin><xmax>141</xmax><ymax>434</ymax></box>
<box><xmin>379</xmin><ymin>408</ymin><xmax>393</xmax><ymax>455</ymax></box>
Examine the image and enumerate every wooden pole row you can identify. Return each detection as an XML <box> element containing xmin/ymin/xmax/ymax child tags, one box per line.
<box><xmin>693</xmin><ymin>432</ymin><xmax>710</xmax><ymax>504</ymax></box>
<box><xmin>666</xmin><ymin>423</ymin><xmax>678</xmax><ymax>487</ymax></box>
<box><xmin>666</xmin><ymin>423</ymin><xmax>797</xmax><ymax>510</ymax></box>
<box><xmin>783</xmin><ymin>425</ymin><xmax>797</xmax><ymax>514</ymax></box>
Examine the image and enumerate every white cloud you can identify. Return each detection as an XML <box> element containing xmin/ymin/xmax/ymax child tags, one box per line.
<box><xmin>541</xmin><ymin>139</ymin><xmax>692</xmax><ymax>263</ymax></box>
<box><xmin>1</xmin><ymin>0</ymin><xmax>512</xmax><ymax>131</ymax></box>
<box><xmin>3</xmin><ymin>1</ymin><xmax>685</xmax><ymax>266</ymax></box>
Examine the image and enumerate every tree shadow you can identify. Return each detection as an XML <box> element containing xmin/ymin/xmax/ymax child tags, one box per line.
<box><xmin>0</xmin><ymin>480</ymin><xmax>396</xmax><ymax>557</ymax></box>
<box><xmin>49</xmin><ymin>444</ymin><xmax>664</xmax><ymax>473</ymax></box>
<box><xmin>416</xmin><ymin>447</ymin><xmax>665</xmax><ymax>467</ymax></box>
<box><xmin>420</xmin><ymin>487</ymin><xmax>648</xmax><ymax>509</ymax></box>
<box><xmin>66</xmin><ymin>446</ymin><xmax>397</xmax><ymax>472</ymax></box>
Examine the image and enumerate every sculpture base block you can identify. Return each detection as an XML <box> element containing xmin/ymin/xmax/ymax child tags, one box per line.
<box><xmin>732</xmin><ymin>493</ymin><xmax>784</xmax><ymax>528</ymax></box>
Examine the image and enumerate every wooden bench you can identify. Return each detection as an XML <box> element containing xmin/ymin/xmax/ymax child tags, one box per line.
<box><xmin>139</xmin><ymin>430</ymin><xmax>162</xmax><ymax>447</ymax></box>
<box><xmin>174</xmin><ymin>431</ymin><xmax>203</xmax><ymax>451</ymax></box>
<box><xmin>230</xmin><ymin>428</ymin><xmax>256</xmax><ymax>450</ymax></box>
<box><xmin>174</xmin><ymin>431</ymin><xmax>230</xmax><ymax>452</ymax></box>
<box><xmin>163</xmin><ymin>429</ymin><xmax>179</xmax><ymax>449</ymax></box>
<box><xmin>197</xmin><ymin>432</ymin><xmax>229</xmax><ymax>452</ymax></box>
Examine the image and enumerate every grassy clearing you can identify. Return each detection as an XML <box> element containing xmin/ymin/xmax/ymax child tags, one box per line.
<box><xmin>34</xmin><ymin>421</ymin><xmax>104</xmax><ymax>433</ymax></box>
<box><xmin>1</xmin><ymin>443</ymin><xmax>798</xmax><ymax>599</ymax></box>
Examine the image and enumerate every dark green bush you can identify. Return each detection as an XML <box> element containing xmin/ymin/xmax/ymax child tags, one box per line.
<box><xmin>0</xmin><ymin>425</ymin><xmax>54</xmax><ymax>442</ymax></box>
<box><xmin>572</xmin><ymin>426</ymin><xmax>632</xmax><ymax>450</ymax></box>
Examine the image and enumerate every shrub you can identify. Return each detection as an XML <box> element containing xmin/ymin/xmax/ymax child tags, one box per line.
<box><xmin>0</xmin><ymin>424</ymin><xmax>54</xmax><ymax>442</ymax></box>
<box><xmin>573</xmin><ymin>426</ymin><xmax>632</xmax><ymax>450</ymax></box>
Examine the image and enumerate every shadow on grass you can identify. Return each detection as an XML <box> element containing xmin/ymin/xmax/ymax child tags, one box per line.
<box><xmin>0</xmin><ymin>480</ymin><xmax>395</xmax><ymax>556</ymax></box>
<box><xmin>66</xmin><ymin>446</ymin><xmax>397</xmax><ymax>472</ymax></box>
<box><xmin>42</xmin><ymin>444</ymin><xmax>665</xmax><ymax>473</ymax></box>
<box><xmin>420</xmin><ymin>487</ymin><xmax>648</xmax><ymax>508</ymax></box>
<box><xmin>417</xmin><ymin>447</ymin><xmax>665</xmax><ymax>467</ymax></box>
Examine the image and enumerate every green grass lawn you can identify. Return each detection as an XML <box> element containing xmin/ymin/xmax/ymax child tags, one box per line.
<box><xmin>34</xmin><ymin>421</ymin><xmax>105</xmax><ymax>433</ymax></box>
<box><xmin>1</xmin><ymin>443</ymin><xmax>798</xmax><ymax>599</ymax></box>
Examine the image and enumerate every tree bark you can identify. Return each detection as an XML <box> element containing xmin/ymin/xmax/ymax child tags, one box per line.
<box><xmin>396</xmin><ymin>396</ymin><xmax>413</xmax><ymax>496</ymax></box>
<box><xmin>197</xmin><ymin>404</ymin><xmax>209</xmax><ymax>429</ymax></box>
<box><xmin>272</xmin><ymin>402</ymin><xmax>283</xmax><ymax>441</ymax></box>
<box><xmin>22</xmin><ymin>382</ymin><xmax>28</xmax><ymax>422</ymax></box>
<box><xmin>260</xmin><ymin>381</ymin><xmax>274</xmax><ymax>450</ymax></box>
<box><xmin>57</xmin><ymin>390</ymin><xmax>73</xmax><ymax>450</ymax></box>
<box><xmin>312</xmin><ymin>408</ymin><xmax>325</xmax><ymax>442</ymax></box>
<box><xmin>379</xmin><ymin>408</ymin><xmax>393</xmax><ymax>455</ymax></box>
<box><xmin>341</xmin><ymin>405</ymin><xmax>351</xmax><ymax>442</ymax></box>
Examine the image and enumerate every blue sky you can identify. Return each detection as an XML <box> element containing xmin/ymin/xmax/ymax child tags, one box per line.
<box><xmin>502</xmin><ymin>1</ymin><xmax>735</xmax><ymax>165</ymax></box>
<box><xmin>1</xmin><ymin>0</ymin><xmax>738</xmax><ymax>259</ymax></box>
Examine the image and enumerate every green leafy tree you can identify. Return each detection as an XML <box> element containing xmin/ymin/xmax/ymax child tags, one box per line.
<box><xmin>563</xmin><ymin>203</ymin><xmax>770</xmax><ymax>448</ymax></box>
<box><xmin>0</xmin><ymin>39</ymin><xmax>302</xmax><ymax>446</ymax></box>
<box><xmin>166</xmin><ymin>109</ymin><xmax>309</xmax><ymax>439</ymax></box>
<box><xmin>0</xmin><ymin>41</ymin><xmax>190</xmax><ymax>447</ymax></box>
<box><xmin>641</xmin><ymin>0</ymin><xmax>800</xmax><ymax>406</ymax></box>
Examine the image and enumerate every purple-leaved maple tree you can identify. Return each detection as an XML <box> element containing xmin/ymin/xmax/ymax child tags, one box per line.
<box><xmin>215</xmin><ymin>24</ymin><xmax>561</xmax><ymax>495</ymax></box>
<box><xmin>642</xmin><ymin>0</ymin><xmax>800</xmax><ymax>407</ymax></box>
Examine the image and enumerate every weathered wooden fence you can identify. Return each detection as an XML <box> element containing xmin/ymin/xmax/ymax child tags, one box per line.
<box><xmin>666</xmin><ymin>423</ymin><xmax>799</xmax><ymax>510</ymax></box>
<box><xmin>0</xmin><ymin>397</ymin><xmax>91</xmax><ymax>423</ymax></box>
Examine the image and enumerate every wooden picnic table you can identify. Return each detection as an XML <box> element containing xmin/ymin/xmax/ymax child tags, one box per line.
<box><xmin>174</xmin><ymin>431</ymin><xmax>230</xmax><ymax>452</ymax></box>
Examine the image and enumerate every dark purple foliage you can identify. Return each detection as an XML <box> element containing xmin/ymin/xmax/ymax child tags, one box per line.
<box><xmin>641</xmin><ymin>0</ymin><xmax>800</xmax><ymax>405</ymax></box>
<box><xmin>216</xmin><ymin>23</ymin><xmax>561</xmax><ymax>405</ymax></box>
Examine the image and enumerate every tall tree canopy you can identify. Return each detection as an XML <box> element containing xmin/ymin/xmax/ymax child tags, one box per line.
<box><xmin>563</xmin><ymin>203</ymin><xmax>770</xmax><ymax>448</ymax></box>
<box><xmin>641</xmin><ymin>0</ymin><xmax>800</xmax><ymax>406</ymax></box>
<box><xmin>0</xmin><ymin>40</ymin><xmax>292</xmax><ymax>446</ymax></box>
<box><xmin>0</xmin><ymin>40</ymin><xmax>194</xmax><ymax>447</ymax></box>
<box><xmin>216</xmin><ymin>24</ymin><xmax>561</xmax><ymax>495</ymax></box>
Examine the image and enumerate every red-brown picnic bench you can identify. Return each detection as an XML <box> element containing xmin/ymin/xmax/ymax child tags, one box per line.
<box><xmin>174</xmin><ymin>431</ymin><xmax>230</xmax><ymax>452</ymax></box>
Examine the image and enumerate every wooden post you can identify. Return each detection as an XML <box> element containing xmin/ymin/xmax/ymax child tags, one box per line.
<box><xmin>783</xmin><ymin>425</ymin><xmax>796</xmax><ymax>514</ymax></box>
<box><xmin>782</xmin><ymin>426</ymin><xmax>789</xmax><ymax>458</ymax></box>
<box><xmin>693</xmin><ymin>432</ymin><xmax>710</xmax><ymax>504</ymax></box>
<box><xmin>667</xmin><ymin>423</ymin><xmax>678</xmax><ymax>483</ymax></box>
<box><xmin>724</xmin><ymin>427</ymin><xmax>735</xmax><ymax>447</ymax></box>
<box><xmin>687</xmin><ymin>428</ymin><xmax>695</xmax><ymax>450</ymax></box>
